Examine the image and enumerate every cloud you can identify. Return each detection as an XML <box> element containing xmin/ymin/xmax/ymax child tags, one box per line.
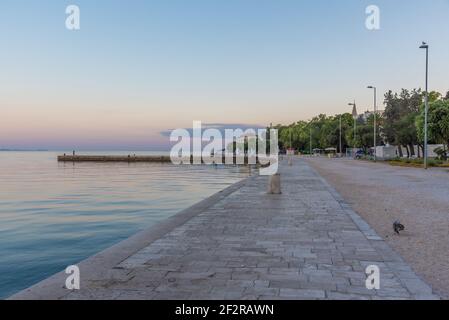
<box><xmin>159</xmin><ymin>123</ymin><xmax>266</xmax><ymax>138</ymax></box>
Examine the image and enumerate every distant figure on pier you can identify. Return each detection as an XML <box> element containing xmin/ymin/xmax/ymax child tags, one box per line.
<box><xmin>73</xmin><ymin>150</ymin><xmax>75</xmax><ymax>156</ymax></box>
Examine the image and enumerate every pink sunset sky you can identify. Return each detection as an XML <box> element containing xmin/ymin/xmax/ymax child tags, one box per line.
<box><xmin>1</xmin><ymin>1</ymin><xmax>448</xmax><ymax>150</ymax></box>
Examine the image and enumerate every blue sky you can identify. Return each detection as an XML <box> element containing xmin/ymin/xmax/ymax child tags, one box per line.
<box><xmin>1</xmin><ymin>0</ymin><xmax>448</xmax><ymax>150</ymax></box>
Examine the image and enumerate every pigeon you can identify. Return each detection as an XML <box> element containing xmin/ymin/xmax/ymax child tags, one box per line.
<box><xmin>393</xmin><ymin>220</ymin><xmax>405</xmax><ymax>235</ymax></box>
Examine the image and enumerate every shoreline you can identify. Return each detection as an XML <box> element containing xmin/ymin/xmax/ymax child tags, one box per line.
<box><xmin>9</xmin><ymin>176</ymin><xmax>251</xmax><ymax>300</ymax></box>
<box><xmin>10</xmin><ymin>159</ymin><xmax>439</xmax><ymax>300</ymax></box>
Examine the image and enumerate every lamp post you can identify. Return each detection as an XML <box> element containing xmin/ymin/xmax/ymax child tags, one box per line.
<box><xmin>339</xmin><ymin>114</ymin><xmax>342</xmax><ymax>157</ymax></box>
<box><xmin>419</xmin><ymin>42</ymin><xmax>429</xmax><ymax>170</ymax></box>
<box><xmin>349</xmin><ymin>101</ymin><xmax>357</xmax><ymax>156</ymax></box>
<box><xmin>290</xmin><ymin>129</ymin><xmax>293</xmax><ymax>150</ymax></box>
<box><xmin>309</xmin><ymin>126</ymin><xmax>312</xmax><ymax>156</ymax></box>
<box><xmin>367</xmin><ymin>86</ymin><xmax>377</xmax><ymax>162</ymax></box>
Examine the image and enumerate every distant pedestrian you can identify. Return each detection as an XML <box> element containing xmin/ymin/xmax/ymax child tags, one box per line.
<box><xmin>72</xmin><ymin>150</ymin><xmax>75</xmax><ymax>156</ymax></box>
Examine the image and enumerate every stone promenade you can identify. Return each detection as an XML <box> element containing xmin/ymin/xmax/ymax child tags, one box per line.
<box><xmin>12</xmin><ymin>159</ymin><xmax>438</xmax><ymax>300</ymax></box>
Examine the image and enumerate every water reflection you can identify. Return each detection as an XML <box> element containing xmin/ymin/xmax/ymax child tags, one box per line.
<box><xmin>0</xmin><ymin>152</ymin><xmax>245</xmax><ymax>299</ymax></box>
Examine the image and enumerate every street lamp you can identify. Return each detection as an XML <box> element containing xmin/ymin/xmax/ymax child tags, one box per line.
<box><xmin>339</xmin><ymin>114</ymin><xmax>342</xmax><ymax>157</ymax></box>
<box><xmin>348</xmin><ymin>101</ymin><xmax>357</xmax><ymax>155</ymax></box>
<box><xmin>309</xmin><ymin>126</ymin><xmax>312</xmax><ymax>156</ymax></box>
<box><xmin>419</xmin><ymin>42</ymin><xmax>429</xmax><ymax>170</ymax></box>
<box><xmin>367</xmin><ymin>86</ymin><xmax>377</xmax><ymax>162</ymax></box>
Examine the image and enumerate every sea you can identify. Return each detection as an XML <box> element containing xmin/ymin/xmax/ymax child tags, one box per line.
<box><xmin>0</xmin><ymin>151</ymin><xmax>247</xmax><ymax>299</ymax></box>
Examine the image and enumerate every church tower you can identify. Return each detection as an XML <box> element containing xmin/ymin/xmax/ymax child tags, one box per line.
<box><xmin>351</xmin><ymin>101</ymin><xmax>358</xmax><ymax>119</ymax></box>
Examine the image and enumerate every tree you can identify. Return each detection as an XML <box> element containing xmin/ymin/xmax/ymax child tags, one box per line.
<box><xmin>383</xmin><ymin>89</ymin><xmax>423</xmax><ymax>157</ymax></box>
<box><xmin>416</xmin><ymin>99</ymin><xmax>449</xmax><ymax>159</ymax></box>
<box><xmin>339</xmin><ymin>113</ymin><xmax>354</xmax><ymax>153</ymax></box>
<box><xmin>444</xmin><ymin>91</ymin><xmax>449</xmax><ymax>101</ymax></box>
<box><xmin>275</xmin><ymin>89</ymin><xmax>447</xmax><ymax>159</ymax></box>
<box><xmin>433</xmin><ymin>101</ymin><xmax>449</xmax><ymax>147</ymax></box>
<box><xmin>351</xmin><ymin>114</ymin><xmax>383</xmax><ymax>152</ymax></box>
<box><xmin>397</xmin><ymin>113</ymin><xmax>419</xmax><ymax>157</ymax></box>
<box><xmin>429</xmin><ymin>91</ymin><xmax>442</xmax><ymax>103</ymax></box>
<box><xmin>277</xmin><ymin>114</ymin><xmax>354</xmax><ymax>154</ymax></box>
<box><xmin>292</xmin><ymin>121</ymin><xmax>310</xmax><ymax>151</ymax></box>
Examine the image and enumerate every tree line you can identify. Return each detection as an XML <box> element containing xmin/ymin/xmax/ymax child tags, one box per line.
<box><xmin>276</xmin><ymin>89</ymin><xmax>449</xmax><ymax>157</ymax></box>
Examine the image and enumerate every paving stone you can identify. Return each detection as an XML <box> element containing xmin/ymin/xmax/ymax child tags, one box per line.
<box><xmin>326</xmin><ymin>291</ymin><xmax>372</xmax><ymax>300</ymax></box>
<box><xmin>279</xmin><ymin>288</ymin><xmax>326</xmax><ymax>299</ymax></box>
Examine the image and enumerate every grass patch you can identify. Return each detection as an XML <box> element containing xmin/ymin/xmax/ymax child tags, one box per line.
<box><xmin>388</xmin><ymin>158</ymin><xmax>449</xmax><ymax>168</ymax></box>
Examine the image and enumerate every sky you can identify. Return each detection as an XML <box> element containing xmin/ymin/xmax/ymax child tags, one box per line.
<box><xmin>1</xmin><ymin>0</ymin><xmax>449</xmax><ymax>150</ymax></box>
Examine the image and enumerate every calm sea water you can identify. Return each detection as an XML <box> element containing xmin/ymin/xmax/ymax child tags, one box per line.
<box><xmin>0</xmin><ymin>152</ymin><xmax>247</xmax><ymax>299</ymax></box>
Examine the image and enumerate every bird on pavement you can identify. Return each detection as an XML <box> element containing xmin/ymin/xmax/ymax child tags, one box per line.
<box><xmin>393</xmin><ymin>220</ymin><xmax>405</xmax><ymax>235</ymax></box>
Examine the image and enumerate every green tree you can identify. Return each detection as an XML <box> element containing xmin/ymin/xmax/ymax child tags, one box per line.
<box><xmin>416</xmin><ymin>99</ymin><xmax>449</xmax><ymax>149</ymax></box>
<box><xmin>444</xmin><ymin>91</ymin><xmax>449</xmax><ymax>101</ymax></box>
<box><xmin>429</xmin><ymin>91</ymin><xmax>442</xmax><ymax>103</ymax></box>
<box><xmin>383</xmin><ymin>89</ymin><xmax>422</xmax><ymax>157</ymax></box>
<box><xmin>351</xmin><ymin>114</ymin><xmax>383</xmax><ymax>152</ymax></box>
<box><xmin>397</xmin><ymin>113</ymin><xmax>419</xmax><ymax>157</ymax></box>
<box><xmin>277</xmin><ymin>113</ymin><xmax>358</xmax><ymax>154</ymax></box>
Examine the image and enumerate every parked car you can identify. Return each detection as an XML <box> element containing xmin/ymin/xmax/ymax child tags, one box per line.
<box><xmin>354</xmin><ymin>150</ymin><xmax>365</xmax><ymax>159</ymax></box>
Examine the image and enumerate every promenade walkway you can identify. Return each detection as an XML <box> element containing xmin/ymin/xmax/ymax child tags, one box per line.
<box><xmin>12</xmin><ymin>159</ymin><xmax>438</xmax><ymax>300</ymax></box>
